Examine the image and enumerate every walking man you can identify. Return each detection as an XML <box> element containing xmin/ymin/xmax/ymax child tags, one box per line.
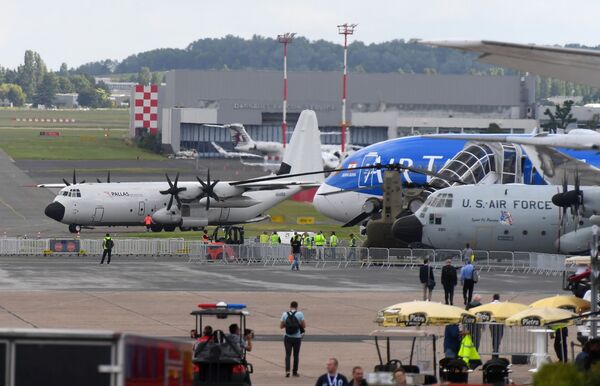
<box><xmin>419</xmin><ymin>258</ymin><xmax>435</xmax><ymax>301</ymax></box>
<box><xmin>441</xmin><ymin>259</ymin><xmax>458</xmax><ymax>305</ymax></box>
<box><xmin>101</xmin><ymin>233</ymin><xmax>114</xmax><ymax>264</ymax></box>
<box><xmin>290</xmin><ymin>233</ymin><xmax>302</xmax><ymax>271</ymax></box>
<box><xmin>144</xmin><ymin>214</ymin><xmax>152</xmax><ymax>232</ymax></box>
<box><xmin>315</xmin><ymin>358</ymin><xmax>349</xmax><ymax>386</ymax></box>
<box><xmin>280</xmin><ymin>301</ymin><xmax>305</xmax><ymax>377</ymax></box>
<box><xmin>460</xmin><ymin>260</ymin><xmax>476</xmax><ymax>305</ymax></box>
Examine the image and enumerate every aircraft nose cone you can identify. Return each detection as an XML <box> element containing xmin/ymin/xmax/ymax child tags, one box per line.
<box><xmin>392</xmin><ymin>214</ymin><xmax>423</xmax><ymax>244</ymax></box>
<box><xmin>45</xmin><ymin>201</ymin><xmax>65</xmax><ymax>221</ymax></box>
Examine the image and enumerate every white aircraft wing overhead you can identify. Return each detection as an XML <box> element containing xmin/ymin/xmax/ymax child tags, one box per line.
<box><xmin>421</xmin><ymin>40</ymin><xmax>600</xmax><ymax>88</ymax></box>
<box><xmin>520</xmin><ymin>144</ymin><xmax>600</xmax><ymax>186</ymax></box>
<box><xmin>37</xmin><ymin>183</ymin><xmax>68</xmax><ymax>188</ymax></box>
<box><xmin>425</xmin><ymin>131</ymin><xmax>600</xmax><ymax>151</ymax></box>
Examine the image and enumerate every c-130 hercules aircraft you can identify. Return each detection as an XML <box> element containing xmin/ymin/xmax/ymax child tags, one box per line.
<box><xmin>41</xmin><ymin>110</ymin><xmax>324</xmax><ymax>233</ymax></box>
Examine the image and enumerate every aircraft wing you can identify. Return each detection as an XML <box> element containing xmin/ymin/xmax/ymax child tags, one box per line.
<box><xmin>421</xmin><ymin>40</ymin><xmax>600</xmax><ymax>88</ymax></box>
<box><xmin>230</xmin><ymin>180</ymin><xmax>322</xmax><ymax>190</ymax></box>
<box><xmin>37</xmin><ymin>183</ymin><xmax>67</xmax><ymax>188</ymax></box>
<box><xmin>521</xmin><ymin>144</ymin><xmax>600</xmax><ymax>186</ymax></box>
<box><xmin>211</xmin><ymin>141</ymin><xmax>263</xmax><ymax>159</ymax></box>
<box><xmin>424</xmin><ymin>132</ymin><xmax>600</xmax><ymax>151</ymax></box>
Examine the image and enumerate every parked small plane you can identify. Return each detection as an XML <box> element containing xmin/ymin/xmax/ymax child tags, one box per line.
<box><xmin>209</xmin><ymin>123</ymin><xmax>360</xmax><ymax>170</ymax></box>
<box><xmin>41</xmin><ymin>110</ymin><xmax>324</xmax><ymax>233</ymax></box>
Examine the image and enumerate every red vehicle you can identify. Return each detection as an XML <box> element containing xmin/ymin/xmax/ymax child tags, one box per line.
<box><xmin>205</xmin><ymin>227</ymin><xmax>244</xmax><ymax>262</ymax></box>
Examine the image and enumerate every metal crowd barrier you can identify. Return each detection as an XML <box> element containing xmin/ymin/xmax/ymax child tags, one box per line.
<box><xmin>0</xmin><ymin>237</ymin><xmax>572</xmax><ymax>274</ymax></box>
<box><xmin>466</xmin><ymin>323</ymin><xmax>537</xmax><ymax>359</ymax></box>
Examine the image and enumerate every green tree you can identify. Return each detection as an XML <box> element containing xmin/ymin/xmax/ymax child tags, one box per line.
<box><xmin>0</xmin><ymin>84</ymin><xmax>26</xmax><ymax>106</ymax></box>
<box><xmin>533</xmin><ymin>363</ymin><xmax>584</xmax><ymax>386</ymax></box>
<box><xmin>59</xmin><ymin>62</ymin><xmax>69</xmax><ymax>76</ymax></box>
<box><xmin>70</xmin><ymin>74</ymin><xmax>93</xmax><ymax>93</ymax></box>
<box><xmin>137</xmin><ymin>66</ymin><xmax>151</xmax><ymax>85</ymax></box>
<box><xmin>16</xmin><ymin>50</ymin><xmax>47</xmax><ymax>101</ymax></box>
<box><xmin>77</xmin><ymin>86</ymin><xmax>99</xmax><ymax>107</ymax></box>
<box><xmin>150</xmin><ymin>72</ymin><xmax>163</xmax><ymax>85</ymax></box>
<box><xmin>58</xmin><ymin>76</ymin><xmax>74</xmax><ymax>93</ymax></box>
<box><xmin>34</xmin><ymin>72</ymin><xmax>58</xmax><ymax>106</ymax></box>
<box><xmin>542</xmin><ymin>100</ymin><xmax>577</xmax><ymax>133</ymax></box>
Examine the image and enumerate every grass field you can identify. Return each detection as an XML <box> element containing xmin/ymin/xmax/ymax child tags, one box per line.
<box><xmin>0</xmin><ymin>108</ymin><xmax>164</xmax><ymax>160</ymax></box>
<box><xmin>0</xmin><ymin>127</ymin><xmax>164</xmax><ymax>160</ymax></box>
<box><xmin>127</xmin><ymin>200</ymin><xmax>361</xmax><ymax>242</ymax></box>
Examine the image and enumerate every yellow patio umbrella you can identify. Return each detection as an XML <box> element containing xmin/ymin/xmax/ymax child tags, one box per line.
<box><xmin>505</xmin><ymin>307</ymin><xmax>576</xmax><ymax>327</ymax></box>
<box><xmin>379</xmin><ymin>301</ymin><xmax>477</xmax><ymax>327</ymax></box>
<box><xmin>469</xmin><ymin>302</ymin><xmax>529</xmax><ymax>322</ymax></box>
<box><xmin>529</xmin><ymin>295</ymin><xmax>591</xmax><ymax>314</ymax></box>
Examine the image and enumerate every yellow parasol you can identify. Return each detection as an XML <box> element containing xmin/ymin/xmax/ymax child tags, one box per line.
<box><xmin>469</xmin><ymin>302</ymin><xmax>529</xmax><ymax>322</ymax></box>
<box><xmin>529</xmin><ymin>295</ymin><xmax>591</xmax><ymax>314</ymax></box>
<box><xmin>505</xmin><ymin>307</ymin><xmax>576</xmax><ymax>327</ymax></box>
<box><xmin>378</xmin><ymin>300</ymin><xmax>477</xmax><ymax>327</ymax></box>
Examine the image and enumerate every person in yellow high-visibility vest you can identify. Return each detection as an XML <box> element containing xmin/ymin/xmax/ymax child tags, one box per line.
<box><xmin>329</xmin><ymin>231</ymin><xmax>338</xmax><ymax>247</ymax></box>
<box><xmin>302</xmin><ymin>232</ymin><xmax>313</xmax><ymax>260</ymax></box>
<box><xmin>259</xmin><ymin>231</ymin><xmax>269</xmax><ymax>244</ymax></box>
<box><xmin>270</xmin><ymin>231</ymin><xmax>281</xmax><ymax>245</ymax></box>
<box><xmin>314</xmin><ymin>231</ymin><xmax>326</xmax><ymax>260</ymax></box>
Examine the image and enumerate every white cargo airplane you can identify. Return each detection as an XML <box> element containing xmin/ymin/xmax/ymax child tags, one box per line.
<box><xmin>41</xmin><ymin>110</ymin><xmax>324</xmax><ymax>233</ymax></box>
<box><xmin>210</xmin><ymin>123</ymin><xmax>360</xmax><ymax>170</ymax></box>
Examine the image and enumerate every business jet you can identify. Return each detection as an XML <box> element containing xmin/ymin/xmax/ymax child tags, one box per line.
<box><xmin>210</xmin><ymin>123</ymin><xmax>360</xmax><ymax>170</ymax></box>
<box><xmin>41</xmin><ymin>110</ymin><xmax>324</xmax><ymax>233</ymax></box>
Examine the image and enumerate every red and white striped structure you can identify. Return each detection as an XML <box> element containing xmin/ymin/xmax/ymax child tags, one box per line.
<box><xmin>278</xmin><ymin>32</ymin><xmax>295</xmax><ymax>148</ymax></box>
<box><xmin>337</xmin><ymin>23</ymin><xmax>357</xmax><ymax>153</ymax></box>
<box><xmin>133</xmin><ymin>84</ymin><xmax>159</xmax><ymax>134</ymax></box>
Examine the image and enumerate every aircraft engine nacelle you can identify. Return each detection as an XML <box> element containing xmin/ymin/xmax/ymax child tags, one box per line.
<box><xmin>557</xmin><ymin>227</ymin><xmax>593</xmax><ymax>254</ymax></box>
<box><xmin>582</xmin><ymin>189</ymin><xmax>600</xmax><ymax>217</ymax></box>
<box><xmin>152</xmin><ymin>208</ymin><xmax>182</xmax><ymax>225</ymax></box>
<box><xmin>213</xmin><ymin>184</ymin><xmax>245</xmax><ymax>199</ymax></box>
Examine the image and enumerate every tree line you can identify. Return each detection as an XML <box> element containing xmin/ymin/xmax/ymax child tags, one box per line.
<box><xmin>1</xmin><ymin>37</ymin><xmax>600</xmax><ymax>107</ymax></box>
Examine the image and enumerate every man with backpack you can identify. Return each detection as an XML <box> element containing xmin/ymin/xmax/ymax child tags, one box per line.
<box><xmin>101</xmin><ymin>233</ymin><xmax>114</xmax><ymax>264</ymax></box>
<box><xmin>280</xmin><ymin>301</ymin><xmax>306</xmax><ymax>378</ymax></box>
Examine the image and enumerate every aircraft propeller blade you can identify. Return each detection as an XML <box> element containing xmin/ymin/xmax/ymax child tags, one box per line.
<box><xmin>196</xmin><ymin>169</ymin><xmax>221</xmax><ymax>210</ymax></box>
<box><xmin>160</xmin><ymin>172</ymin><xmax>186</xmax><ymax>210</ymax></box>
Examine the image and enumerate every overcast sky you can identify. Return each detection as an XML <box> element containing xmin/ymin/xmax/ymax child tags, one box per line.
<box><xmin>2</xmin><ymin>0</ymin><xmax>600</xmax><ymax>70</ymax></box>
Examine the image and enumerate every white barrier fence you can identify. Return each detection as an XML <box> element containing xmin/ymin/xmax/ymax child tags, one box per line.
<box><xmin>0</xmin><ymin>238</ymin><xmax>569</xmax><ymax>274</ymax></box>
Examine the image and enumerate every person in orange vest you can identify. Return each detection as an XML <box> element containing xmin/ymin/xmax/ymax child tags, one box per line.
<box><xmin>144</xmin><ymin>214</ymin><xmax>152</xmax><ymax>232</ymax></box>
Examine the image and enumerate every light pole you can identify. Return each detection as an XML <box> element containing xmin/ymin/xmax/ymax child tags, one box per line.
<box><xmin>337</xmin><ymin>23</ymin><xmax>357</xmax><ymax>154</ymax></box>
<box><xmin>278</xmin><ymin>32</ymin><xmax>295</xmax><ymax>148</ymax></box>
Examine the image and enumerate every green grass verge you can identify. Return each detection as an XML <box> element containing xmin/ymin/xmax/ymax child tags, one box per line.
<box><xmin>0</xmin><ymin>127</ymin><xmax>164</xmax><ymax>160</ymax></box>
<box><xmin>126</xmin><ymin>200</ymin><xmax>360</xmax><ymax>242</ymax></box>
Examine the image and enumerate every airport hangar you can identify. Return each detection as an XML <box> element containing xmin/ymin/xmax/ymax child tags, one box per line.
<box><xmin>129</xmin><ymin>70</ymin><xmax>538</xmax><ymax>154</ymax></box>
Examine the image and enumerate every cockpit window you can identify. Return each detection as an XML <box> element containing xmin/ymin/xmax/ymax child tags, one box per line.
<box><xmin>67</xmin><ymin>189</ymin><xmax>81</xmax><ymax>198</ymax></box>
<box><xmin>62</xmin><ymin>191</ymin><xmax>68</xmax><ymax>196</ymax></box>
<box><xmin>428</xmin><ymin>193</ymin><xmax>453</xmax><ymax>208</ymax></box>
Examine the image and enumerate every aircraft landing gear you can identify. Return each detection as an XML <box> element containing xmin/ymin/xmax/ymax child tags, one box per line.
<box><xmin>163</xmin><ymin>225</ymin><xmax>176</xmax><ymax>232</ymax></box>
<box><xmin>150</xmin><ymin>224</ymin><xmax>163</xmax><ymax>232</ymax></box>
<box><xmin>68</xmin><ymin>224</ymin><xmax>81</xmax><ymax>234</ymax></box>
<box><xmin>179</xmin><ymin>226</ymin><xmax>191</xmax><ymax>232</ymax></box>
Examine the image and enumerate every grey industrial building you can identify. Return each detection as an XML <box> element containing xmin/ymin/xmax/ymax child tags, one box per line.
<box><xmin>130</xmin><ymin>69</ymin><xmax>538</xmax><ymax>154</ymax></box>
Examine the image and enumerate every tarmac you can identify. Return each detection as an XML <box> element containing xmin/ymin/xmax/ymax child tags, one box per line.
<box><xmin>0</xmin><ymin>257</ymin><xmax>568</xmax><ymax>384</ymax></box>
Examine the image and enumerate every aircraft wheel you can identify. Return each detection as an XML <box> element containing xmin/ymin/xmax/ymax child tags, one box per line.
<box><xmin>192</xmin><ymin>227</ymin><xmax>202</xmax><ymax>232</ymax></box>
<box><xmin>150</xmin><ymin>224</ymin><xmax>163</xmax><ymax>232</ymax></box>
<box><xmin>164</xmin><ymin>225</ymin><xmax>176</xmax><ymax>232</ymax></box>
<box><xmin>68</xmin><ymin>224</ymin><xmax>81</xmax><ymax>233</ymax></box>
<box><xmin>179</xmin><ymin>226</ymin><xmax>191</xmax><ymax>232</ymax></box>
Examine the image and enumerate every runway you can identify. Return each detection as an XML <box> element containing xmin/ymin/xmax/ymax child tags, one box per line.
<box><xmin>0</xmin><ymin>257</ymin><xmax>562</xmax><ymax>294</ymax></box>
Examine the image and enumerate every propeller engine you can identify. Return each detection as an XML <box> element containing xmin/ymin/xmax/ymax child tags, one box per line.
<box><xmin>196</xmin><ymin>169</ymin><xmax>221</xmax><ymax>210</ymax></box>
<box><xmin>552</xmin><ymin>171</ymin><xmax>585</xmax><ymax>229</ymax></box>
<box><xmin>159</xmin><ymin>173</ymin><xmax>187</xmax><ymax>210</ymax></box>
<box><xmin>96</xmin><ymin>171</ymin><xmax>111</xmax><ymax>183</ymax></box>
<box><xmin>63</xmin><ymin>169</ymin><xmax>85</xmax><ymax>186</ymax></box>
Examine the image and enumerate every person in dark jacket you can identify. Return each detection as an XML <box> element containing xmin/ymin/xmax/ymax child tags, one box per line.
<box><xmin>419</xmin><ymin>258</ymin><xmax>435</xmax><ymax>301</ymax></box>
<box><xmin>441</xmin><ymin>259</ymin><xmax>458</xmax><ymax>305</ymax></box>
<box><xmin>443</xmin><ymin>323</ymin><xmax>461</xmax><ymax>358</ymax></box>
